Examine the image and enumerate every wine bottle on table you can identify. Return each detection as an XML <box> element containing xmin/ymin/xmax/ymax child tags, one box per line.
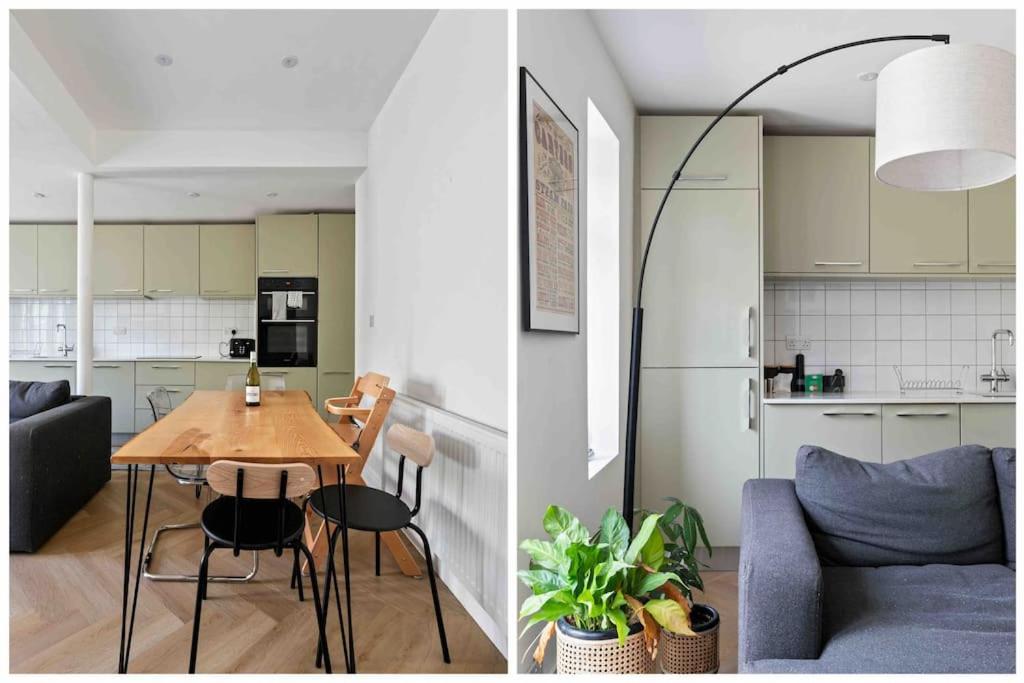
<box><xmin>245</xmin><ymin>351</ymin><xmax>261</xmax><ymax>406</ymax></box>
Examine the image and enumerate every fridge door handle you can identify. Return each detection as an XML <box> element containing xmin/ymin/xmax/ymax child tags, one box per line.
<box><xmin>742</xmin><ymin>306</ymin><xmax>754</xmax><ymax>359</ymax></box>
<box><xmin>741</xmin><ymin>377</ymin><xmax>754</xmax><ymax>431</ymax></box>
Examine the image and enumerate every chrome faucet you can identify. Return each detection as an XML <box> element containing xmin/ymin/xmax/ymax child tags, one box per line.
<box><xmin>980</xmin><ymin>329</ymin><xmax>1014</xmax><ymax>393</ymax></box>
<box><xmin>56</xmin><ymin>323</ymin><xmax>74</xmax><ymax>358</ymax></box>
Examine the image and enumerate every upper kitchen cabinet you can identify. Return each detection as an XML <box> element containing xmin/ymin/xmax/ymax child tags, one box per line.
<box><xmin>764</xmin><ymin>137</ymin><xmax>869</xmax><ymax>274</ymax></box>
<box><xmin>640</xmin><ymin>116</ymin><xmax>760</xmax><ymax>190</ymax></box>
<box><xmin>968</xmin><ymin>177</ymin><xmax>1015</xmax><ymax>274</ymax></box>
<box><xmin>869</xmin><ymin>139</ymin><xmax>968</xmax><ymax>274</ymax></box>
<box><xmin>640</xmin><ymin>189</ymin><xmax>759</xmax><ymax>367</ymax></box>
<box><xmin>199</xmin><ymin>224</ymin><xmax>256</xmax><ymax>296</ymax></box>
<box><xmin>36</xmin><ymin>225</ymin><xmax>77</xmax><ymax>295</ymax></box>
<box><xmin>94</xmin><ymin>225</ymin><xmax>144</xmax><ymax>296</ymax></box>
<box><xmin>144</xmin><ymin>225</ymin><xmax>199</xmax><ymax>296</ymax></box>
<box><xmin>257</xmin><ymin>214</ymin><xmax>318</xmax><ymax>276</ymax></box>
<box><xmin>9</xmin><ymin>224</ymin><xmax>38</xmax><ymax>295</ymax></box>
<box><xmin>316</xmin><ymin>214</ymin><xmax>356</xmax><ymax>419</ymax></box>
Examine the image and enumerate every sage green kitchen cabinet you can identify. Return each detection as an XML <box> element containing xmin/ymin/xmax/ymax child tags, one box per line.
<box><xmin>764</xmin><ymin>404</ymin><xmax>882</xmax><ymax>478</ymax></box>
<box><xmin>92</xmin><ymin>361</ymin><xmax>135</xmax><ymax>432</ymax></box>
<box><xmin>316</xmin><ymin>214</ymin><xmax>355</xmax><ymax>419</ymax></box>
<box><xmin>640</xmin><ymin>189</ymin><xmax>759</xmax><ymax>368</ymax></box>
<box><xmin>94</xmin><ymin>225</ymin><xmax>144</xmax><ymax>296</ymax></box>
<box><xmin>640</xmin><ymin>116</ymin><xmax>760</xmax><ymax>190</ymax></box>
<box><xmin>869</xmin><ymin>140</ymin><xmax>968</xmax><ymax>274</ymax></box>
<box><xmin>969</xmin><ymin>178</ymin><xmax>1015</xmax><ymax>274</ymax></box>
<box><xmin>961</xmin><ymin>403</ymin><xmax>1015</xmax><ymax>448</ymax></box>
<box><xmin>199</xmin><ymin>224</ymin><xmax>256</xmax><ymax>296</ymax></box>
<box><xmin>639</xmin><ymin>367</ymin><xmax>759</xmax><ymax>549</ymax></box>
<box><xmin>881</xmin><ymin>404</ymin><xmax>960</xmax><ymax>463</ymax></box>
<box><xmin>259</xmin><ymin>367</ymin><xmax>317</xmax><ymax>404</ymax></box>
<box><xmin>145</xmin><ymin>224</ymin><xmax>199</xmax><ymax>296</ymax></box>
<box><xmin>135</xmin><ymin>360</ymin><xmax>196</xmax><ymax>386</ymax></box>
<box><xmin>764</xmin><ymin>137</ymin><xmax>870</xmax><ymax>274</ymax></box>
<box><xmin>195</xmin><ymin>361</ymin><xmax>249</xmax><ymax>390</ymax></box>
<box><xmin>36</xmin><ymin>224</ymin><xmax>77</xmax><ymax>296</ymax></box>
<box><xmin>135</xmin><ymin>383</ymin><xmax>193</xmax><ymax>432</ymax></box>
<box><xmin>9</xmin><ymin>224</ymin><xmax>38</xmax><ymax>295</ymax></box>
<box><xmin>9</xmin><ymin>360</ymin><xmax>76</xmax><ymax>392</ymax></box>
<box><xmin>257</xmin><ymin>214</ymin><xmax>318</xmax><ymax>276</ymax></box>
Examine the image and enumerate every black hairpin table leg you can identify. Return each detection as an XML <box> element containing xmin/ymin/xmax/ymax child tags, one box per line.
<box><xmin>337</xmin><ymin>463</ymin><xmax>356</xmax><ymax>673</ymax></box>
<box><xmin>117</xmin><ymin>464</ymin><xmax>155</xmax><ymax>674</ymax></box>
<box><xmin>314</xmin><ymin>465</ymin><xmax>351</xmax><ymax>673</ymax></box>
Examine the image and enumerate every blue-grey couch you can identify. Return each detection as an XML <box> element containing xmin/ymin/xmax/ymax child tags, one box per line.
<box><xmin>739</xmin><ymin>444</ymin><xmax>1015</xmax><ymax>673</ymax></box>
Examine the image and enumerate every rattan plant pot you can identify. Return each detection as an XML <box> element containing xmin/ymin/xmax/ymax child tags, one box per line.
<box><xmin>659</xmin><ymin>604</ymin><xmax>720</xmax><ymax>674</ymax></box>
<box><xmin>555</xmin><ymin>618</ymin><xmax>654</xmax><ymax>674</ymax></box>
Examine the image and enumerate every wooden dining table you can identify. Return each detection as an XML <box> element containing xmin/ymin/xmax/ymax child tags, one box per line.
<box><xmin>111</xmin><ymin>390</ymin><xmax>361</xmax><ymax>674</ymax></box>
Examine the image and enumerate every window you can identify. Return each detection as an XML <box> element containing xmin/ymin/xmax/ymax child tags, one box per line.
<box><xmin>585</xmin><ymin>98</ymin><xmax>620</xmax><ymax>478</ymax></box>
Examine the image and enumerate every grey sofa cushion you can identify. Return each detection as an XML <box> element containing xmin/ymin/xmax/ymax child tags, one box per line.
<box><xmin>747</xmin><ymin>563</ymin><xmax>1016</xmax><ymax>673</ymax></box>
<box><xmin>992</xmin><ymin>448</ymin><xmax>1016</xmax><ymax>569</ymax></box>
<box><xmin>9</xmin><ymin>380</ymin><xmax>71</xmax><ymax>420</ymax></box>
<box><xmin>795</xmin><ymin>445</ymin><xmax>1003</xmax><ymax>566</ymax></box>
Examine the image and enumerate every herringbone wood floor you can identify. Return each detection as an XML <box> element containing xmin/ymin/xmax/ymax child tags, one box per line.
<box><xmin>9</xmin><ymin>471</ymin><xmax>506</xmax><ymax>673</ymax></box>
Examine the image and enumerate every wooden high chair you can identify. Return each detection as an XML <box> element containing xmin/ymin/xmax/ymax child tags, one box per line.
<box><xmin>305</xmin><ymin>373</ymin><xmax>423</xmax><ymax>578</ymax></box>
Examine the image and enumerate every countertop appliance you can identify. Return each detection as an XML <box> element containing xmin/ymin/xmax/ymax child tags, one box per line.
<box><xmin>257</xmin><ymin>277</ymin><xmax>317</xmax><ymax>367</ymax></box>
<box><xmin>229</xmin><ymin>337</ymin><xmax>255</xmax><ymax>359</ymax></box>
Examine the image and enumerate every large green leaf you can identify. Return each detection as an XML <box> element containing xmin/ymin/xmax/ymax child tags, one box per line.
<box><xmin>543</xmin><ymin>505</ymin><xmax>590</xmax><ymax>543</ymax></box>
<box><xmin>598</xmin><ymin>508</ymin><xmax>630</xmax><ymax>559</ymax></box>
<box><xmin>625</xmin><ymin>513</ymin><xmax>661</xmax><ymax>564</ymax></box>
<box><xmin>634</xmin><ymin>571</ymin><xmax>678</xmax><ymax>597</ymax></box>
<box><xmin>639</xmin><ymin>525</ymin><xmax>665</xmax><ymax>571</ymax></box>
<box><xmin>517</xmin><ymin>568</ymin><xmax>564</xmax><ymax>593</ymax></box>
<box><xmin>605</xmin><ymin>603</ymin><xmax>630</xmax><ymax>644</ymax></box>
<box><xmin>519</xmin><ymin>539</ymin><xmax>564</xmax><ymax>572</ymax></box>
<box><xmin>519</xmin><ymin>590</ymin><xmax>560</xmax><ymax>619</ymax></box>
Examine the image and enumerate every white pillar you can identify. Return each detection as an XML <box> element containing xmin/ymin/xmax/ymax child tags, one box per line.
<box><xmin>76</xmin><ymin>173</ymin><xmax>94</xmax><ymax>394</ymax></box>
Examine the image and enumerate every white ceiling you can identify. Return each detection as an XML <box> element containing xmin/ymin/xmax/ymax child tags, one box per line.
<box><xmin>12</xmin><ymin>9</ymin><xmax>437</xmax><ymax>130</ymax></box>
<box><xmin>590</xmin><ymin>9</ymin><xmax>1015</xmax><ymax>134</ymax></box>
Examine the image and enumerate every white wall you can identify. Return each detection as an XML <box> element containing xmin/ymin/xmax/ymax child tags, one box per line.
<box><xmin>355</xmin><ymin>9</ymin><xmax>509</xmax><ymax>657</ymax></box>
<box><xmin>356</xmin><ymin>10</ymin><xmax>507</xmax><ymax>432</ymax></box>
<box><xmin>516</xmin><ymin>9</ymin><xmax>637</xmax><ymax>669</ymax></box>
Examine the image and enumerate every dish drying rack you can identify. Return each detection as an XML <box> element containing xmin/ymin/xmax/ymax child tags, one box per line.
<box><xmin>893</xmin><ymin>365</ymin><xmax>968</xmax><ymax>394</ymax></box>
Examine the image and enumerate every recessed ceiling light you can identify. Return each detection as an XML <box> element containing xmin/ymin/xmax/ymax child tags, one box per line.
<box><xmin>281</xmin><ymin>56</ymin><xmax>299</xmax><ymax>69</ymax></box>
<box><xmin>858</xmin><ymin>71</ymin><xmax>879</xmax><ymax>82</ymax></box>
<box><xmin>155</xmin><ymin>54</ymin><xmax>174</xmax><ymax>67</ymax></box>
<box><xmin>266</xmin><ymin>192</ymin><xmax>279</xmax><ymax>198</ymax></box>
<box><xmin>32</xmin><ymin>192</ymin><xmax>46</xmax><ymax>199</ymax></box>
<box><xmin>187</xmin><ymin>191</ymin><xmax>200</xmax><ymax>198</ymax></box>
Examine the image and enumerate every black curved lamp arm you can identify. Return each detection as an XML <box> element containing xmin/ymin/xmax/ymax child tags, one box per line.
<box><xmin>622</xmin><ymin>33</ymin><xmax>950</xmax><ymax>530</ymax></box>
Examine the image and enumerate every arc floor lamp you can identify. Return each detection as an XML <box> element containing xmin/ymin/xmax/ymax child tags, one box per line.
<box><xmin>622</xmin><ymin>36</ymin><xmax>1016</xmax><ymax>529</ymax></box>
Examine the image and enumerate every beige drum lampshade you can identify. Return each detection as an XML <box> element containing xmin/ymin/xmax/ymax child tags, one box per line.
<box><xmin>875</xmin><ymin>43</ymin><xmax>1015</xmax><ymax>191</ymax></box>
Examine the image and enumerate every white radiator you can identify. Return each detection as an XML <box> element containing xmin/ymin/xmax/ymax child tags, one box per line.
<box><xmin>362</xmin><ymin>394</ymin><xmax>508</xmax><ymax>657</ymax></box>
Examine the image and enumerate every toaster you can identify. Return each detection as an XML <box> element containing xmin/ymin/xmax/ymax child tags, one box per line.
<box><xmin>229</xmin><ymin>337</ymin><xmax>256</xmax><ymax>359</ymax></box>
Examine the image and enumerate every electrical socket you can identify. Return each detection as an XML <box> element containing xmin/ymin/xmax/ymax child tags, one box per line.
<box><xmin>113</xmin><ymin>326</ymin><xmax>127</xmax><ymax>336</ymax></box>
<box><xmin>785</xmin><ymin>335</ymin><xmax>810</xmax><ymax>351</ymax></box>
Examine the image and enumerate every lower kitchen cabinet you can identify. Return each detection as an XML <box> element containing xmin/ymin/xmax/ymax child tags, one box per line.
<box><xmin>92</xmin><ymin>362</ymin><xmax>135</xmax><ymax>433</ymax></box>
<box><xmin>195</xmin><ymin>361</ymin><xmax>249</xmax><ymax>390</ymax></box>
<box><xmin>639</xmin><ymin>367</ymin><xmax>759</xmax><ymax>547</ymax></box>
<box><xmin>881</xmin><ymin>404</ymin><xmax>960</xmax><ymax>463</ymax></box>
<box><xmin>317</xmin><ymin>370</ymin><xmax>354</xmax><ymax>420</ymax></box>
<box><xmin>10</xmin><ymin>360</ymin><xmax>76</xmax><ymax>393</ymax></box>
<box><xmin>961</xmin><ymin>403</ymin><xmax>1015</xmax><ymax>448</ymax></box>
<box><xmin>259</xmin><ymin>367</ymin><xmax>317</xmax><ymax>404</ymax></box>
<box><xmin>764</xmin><ymin>404</ymin><xmax>882</xmax><ymax>478</ymax></box>
<box><xmin>135</xmin><ymin>384</ymin><xmax>193</xmax><ymax>432</ymax></box>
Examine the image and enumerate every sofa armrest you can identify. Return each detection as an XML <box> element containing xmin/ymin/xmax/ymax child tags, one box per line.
<box><xmin>739</xmin><ymin>478</ymin><xmax>823</xmax><ymax>670</ymax></box>
<box><xmin>9</xmin><ymin>396</ymin><xmax>112</xmax><ymax>551</ymax></box>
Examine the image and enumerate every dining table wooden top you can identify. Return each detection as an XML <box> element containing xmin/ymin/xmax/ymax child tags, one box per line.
<box><xmin>111</xmin><ymin>390</ymin><xmax>361</xmax><ymax>467</ymax></box>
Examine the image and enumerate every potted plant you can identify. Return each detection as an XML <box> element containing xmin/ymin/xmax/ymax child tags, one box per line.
<box><xmin>644</xmin><ymin>497</ymin><xmax>720</xmax><ymax>674</ymax></box>
<box><xmin>518</xmin><ymin>505</ymin><xmax>697</xmax><ymax>674</ymax></box>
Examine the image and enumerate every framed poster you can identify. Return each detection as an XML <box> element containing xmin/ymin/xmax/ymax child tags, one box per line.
<box><xmin>519</xmin><ymin>66</ymin><xmax>580</xmax><ymax>333</ymax></box>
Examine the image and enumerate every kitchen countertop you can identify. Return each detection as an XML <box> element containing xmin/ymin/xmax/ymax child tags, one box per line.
<box><xmin>10</xmin><ymin>355</ymin><xmax>249</xmax><ymax>363</ymax></box>
<box><xmin>764</xmin><ymin>391</ymin><xmax>1015</xmax><ymax>405</ymax></box>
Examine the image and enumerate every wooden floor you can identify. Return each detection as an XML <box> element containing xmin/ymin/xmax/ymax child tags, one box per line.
<box><xmin>693</xmin><ymin>571</ymin><xmax>739</xmax><ymax>674</ymax></box>
<box><xmin>9</xmin><ymin>471</ymin><xmax>507</xmax><ymax>674</ymax></box>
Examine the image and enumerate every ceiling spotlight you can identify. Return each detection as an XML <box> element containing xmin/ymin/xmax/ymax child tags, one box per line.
<box><xmin>858</xmin><ymin>71</ymin><xmax>879</xmax><ymax>82</ymax></box>
<box><xmin>187</xmin><ymin>191</ymin><xmax>200</xmax><ymax>198</ymax></box>
<box><xmin>32</xmin><ymin>192</ymin><xmax>46</xmax><ymax>199</ymax></box>
<box><xmin>281</xmin><ymin>56</ymin><xmax>299</xmax><ymax>69</ymax></box>
<box><xmin>155</xmin><ymin>54</ymin><xmax>174</xmax><ymax>67</ymax></box>
<box><xmin>266</xmin><ymin>192</ymin><xmax>279</xmax><ymax>198</ymax></box>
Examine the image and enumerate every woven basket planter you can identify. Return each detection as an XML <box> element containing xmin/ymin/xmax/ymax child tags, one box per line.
<box><xmin>659</xmin><ymin>604</ymin><xmax>720</xmax><ymax>674</ymax></box>
<box><xmin>555</xmin><ymin>618</ymin><xmax>654</xmax><ymax>674</ymax></box>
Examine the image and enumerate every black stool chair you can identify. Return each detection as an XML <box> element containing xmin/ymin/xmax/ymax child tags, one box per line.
<box><xmin>188</xmin><ymin>460</ymin><xmax>332</xmax><ymax>673</ymax></box>
<box><xmin>308</xmin><ymin>423</ymin><xmax>450</xmax><ymax>669</ymax></box>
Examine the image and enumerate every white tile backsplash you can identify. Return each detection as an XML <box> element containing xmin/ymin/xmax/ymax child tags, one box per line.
<box><xmin>9</xmin><ymin>296</ymin><xmax>255</xmax><ymax>359</ymax></box>
<box><xmin>766</xmin><ymin>278</ymin><xmax>1015</xmax><ymax>393</ymax></box>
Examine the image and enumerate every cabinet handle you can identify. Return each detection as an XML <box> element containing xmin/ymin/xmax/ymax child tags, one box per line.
<box><xmin>165</xmin><ymin>389</ymin><xmax>183</xmax><ymax>393</ymax></box>
<box><xmin>895</xmin><ymin>411</ymin><xmax>951</xmax><ymax>417</ymax></box>
<box><xmin>822</xmin><ymin>410</ymin><xmax>877</xmax><ymax>416</ymax></box>
<box><xmin>43</xmin><ymin>364</ymin><xmax>73</xmax><ymax>368</ymax></box>
<box><xmin>913</xmin><ymin>262</ymin><xmax>961</xmax><ymax>267</ymax></box>
<box><xmin>151</xmin><ymin>365</ymin><xmax>182</xmax><ymax>369</ymax></box>
<box><xmin>741</xmin><ymin>378</ymin><xmax>754</xmax><ymax>431</ymax></box>
<box><xmin>679</xmin><ymin>174</ymin><xmax>728</xmax><ymax>182</ymax></box>
<box><xmin>202</xmin><ymin>289</ymin><xmax>229</xmax><ymax>293</ymax></box>
<box><xmin>742</xmin><ymin>306</ymin><xmax>754</xmax><ymax>359</ymax></box>
<box><xmin>11</xmin><ymin>288</ymin><xmax>36</xmax><ymax>293</ymax></box>
<box><xmin>93</xmin><ymin>364</ymin><xmax>121</xmax><ymax>368</ymax></box>
<box><xmin>263</xmin><ymin>371</ymin><xmax>289</xmax><ymax>375</ymax></box>
<box><xmin>262</xmin><ymin>269</ymin><xmax>289</xmax><ymax>274</ymax></box>
<box><xmin>147</xmin><ymin>289</ymin><xmax>174</xmax><ymax>293</ymax></box>
<box><xmin>814</xmin><ymin>261</ymin><xmax>862</xmax><ymax>267</ymax></box>
<box><xmin>113</xmin><ymin>288</ymin><xmax>141</xmax><ymax>293</ymax></box>
<box><xmin>38</xmin><ymin>288</ymin><xmax>68</xmax><ymax>293</ymax></box>
<box><xmin>976</xmin><ymin>262</ymin><xmax>1015</xmax><ymax>268</ymax></box>
<box><xmin>321</xmin><ymin>370</ymin><xmax>351</xmax><ymax>375</ymax></box>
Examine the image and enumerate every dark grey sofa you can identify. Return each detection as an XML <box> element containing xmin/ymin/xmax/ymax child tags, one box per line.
<box><xmin>10</xmin><ymin>382</ymin><xmax>112</xmax><ymax>552</ymax></box>
<box><xmin>739</xmin><ymin>445</ymin><xmax>1015</xmax><ymax>674</ymax></box>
